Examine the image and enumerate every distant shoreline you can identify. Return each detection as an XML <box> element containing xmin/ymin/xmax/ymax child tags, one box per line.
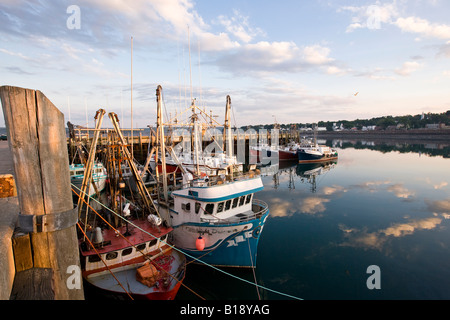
<box><xmin>316</xmin><ymin>129</ymin><xmax>450</xmax><ymax>142</ymax></box>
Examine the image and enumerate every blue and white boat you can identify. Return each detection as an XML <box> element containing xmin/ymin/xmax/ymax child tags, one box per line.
<box><xmin>153</xmin><ymin>87</ymin><xmax>269</xmax><ymax>268</ymax></box>
<box><xmin>169</xmin><ymin>170</ymin><xmax>269</xmax><ymax>267</ymax></box>
<box><xmin>70</xmin><ymin>162</ymin><xmax>107</xmax><ymax>196</ymax></box>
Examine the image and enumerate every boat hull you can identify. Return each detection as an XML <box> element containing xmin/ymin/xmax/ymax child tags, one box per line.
<box><xmin>171</xmin><ymin>204</ymin><xmax>269</xmax><ymax>268</ymax></box>
<box><xmin>298</xmin><ymin>150</ymin><xmax>338</xmax><ymax>163</ymax></box>
<box><xmin>278</xmin><ymin>149</ymin><xmax>297</xmax><ymax>161</ymax></box>
<box><xmin>84</xmin><ymin>248</ymin><xmax>186</xmax><ymax>300</ymax></box>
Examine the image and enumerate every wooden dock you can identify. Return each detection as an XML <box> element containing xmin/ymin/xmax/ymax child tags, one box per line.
<box><xmin>0</xmin><ymin>86</ymin><xmax>84</xmax><ymax>300</ymax></box>
<box><xmin>0</xmin><ymin>140</ymin><xmax>18</xmax><ymax>299</ymax></box>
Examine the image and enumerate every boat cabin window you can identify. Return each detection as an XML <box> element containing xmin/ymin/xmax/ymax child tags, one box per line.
<box><xmin>149</xmin><ymin>239</ymin><xmax>157</xmax><ymax>247</ymax></box>
<box><xmin>225</xmin><ymin>200</ymin><xmax>232</xmax><ymax>211</ymax></box>
<box><xmin>195</xmin><ymin>202</ymin><xmax>201</xmax><ymax>214</ymax></box>
<box><xmin>136</xmin><ymin>243</ymin><xmax>146</xmax><ymax>251</ymax></box>
<box><xmin>232</xmin><ymin>197</ymin><xmax>239</xmax><ymax>209</ymax></box>
<box><xmin>106</xmin><ymin>252</ymin><xmax>118</xmax><ymax>260</ymax></box>
<box><xmin>205</xmin><ymin>203</ymin><xmax>214</xmax><ymax>214</ymax></box>
<box><xmin>239</xmin><ymin>196</ymin><xmax>245</xmax><ymax>206</ymax></box>
<box><xmin>88</xmin><ymin>255</ymin><xmax>101</xmax><ymax>263</ymax></box>
<box><xmin>245</xmin><ymin>194</ymin><xmax>252</xmax><ymax>204</ymax></box>
<box><xmin>182</xmin><ymin>202</ymin><xmax>191</xmax><ymax>212</ymax></box>
<box><xmin>122</xmin><ymin>248</ymin><xmax>133</xmax><ymax>256</ymax></box>
<box><xmin>76</xmin><ymin>171</ymin><xmax>83</xmax><ymax>175</ymax></box>
<box><xmin>217</xmin><ymin>202</ymin><xmax>224</xmax><ymax>213</ymax></box>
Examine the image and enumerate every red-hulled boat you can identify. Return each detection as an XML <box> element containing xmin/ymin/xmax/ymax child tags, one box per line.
<box><xmin>80</xmin><ymin>217</ymin><xmax>186</xmax><ymax>300</ymax></box>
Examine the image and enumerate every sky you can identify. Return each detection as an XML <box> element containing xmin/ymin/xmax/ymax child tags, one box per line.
<box><xmin>1</xmin><ymin>0</ymin><xmax>450</xmax><ymax>128</ymax></box>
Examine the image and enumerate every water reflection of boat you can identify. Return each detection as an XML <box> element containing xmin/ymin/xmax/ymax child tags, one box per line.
<box><xmin>296</xmin><ymin>161</ymin><xmax>337</xmax><ymax>192</ymax></box>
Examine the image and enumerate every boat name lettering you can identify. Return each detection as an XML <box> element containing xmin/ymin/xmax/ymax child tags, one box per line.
<box><xmin>226</xmin><ymin>231</ymin><xmax>253</xmax><ymax>247</ymax></box>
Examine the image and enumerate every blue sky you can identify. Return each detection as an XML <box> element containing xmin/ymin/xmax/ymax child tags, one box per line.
<box><xmin>1</xmin><ymin>0</ymin><xmax>450</xmax><ymax>128</ymax></box>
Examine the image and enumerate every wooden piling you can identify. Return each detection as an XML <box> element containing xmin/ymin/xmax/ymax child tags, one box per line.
<box><xmin>0</xmin><ymin>86</ymin><xmax>84</xmax><ymax>300</ymax></box>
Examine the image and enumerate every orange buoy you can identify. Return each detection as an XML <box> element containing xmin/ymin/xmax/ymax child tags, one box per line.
<box><xmin>196</xmin><ymin>236</ymin><xmax>205</xmax><ymax>251</ymax></box>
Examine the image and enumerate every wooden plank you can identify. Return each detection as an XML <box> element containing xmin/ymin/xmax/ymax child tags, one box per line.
<box><xmin>0</xmin><ymin>86</ymin><xmax>84</xmax><ymax>300</ymax></box>
<box><xmin>10</xmin><ymin>268</ymin><xmax>54</xmax><ymax>300</ymax></box>
<box><xmin>0</xmin><ymin>86</ymin><xmax>45</xmax><ymax>217</ymax></box>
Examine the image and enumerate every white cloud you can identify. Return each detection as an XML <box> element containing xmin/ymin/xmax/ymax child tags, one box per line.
<box><xmin>340</xmin><ymin>2</ymin><xmax>450</xmax><ymax>41</ymax></box>
<box><xmin>213</xmin><ymin>41</ymin><xmax>339</xmax><ymax>76</ymax></box>
<box><xmin>303</xmin><ymin>45</ymin><xmax>334</xmax><ymax>65</ymax></box>
<box><xmin>394</xmin><ymin>61</ymin><xmax>423</xmax><ymax>76</ymax></box>
<box><xmin>217</xmin><ymin>9</ymin><xmax>264</xmax><ymax>44</ymax></box>
<box><xmin>395</xmin><ymin>16</ymin><xmax>450</xmax><ymax>40</ymax></box>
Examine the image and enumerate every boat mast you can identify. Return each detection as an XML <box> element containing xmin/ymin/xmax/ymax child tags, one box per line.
<box><xmin>156</xmin><ymin>86</ymin><xmax>169</xmax><ymax>205</ymax></box>
<box><xmin>191</xmin><ymin>100</ymin><xmax>201</xmax><ymax>176</ymax></box>
<box><xmin>224</xmin><ymin>95</ymin><xmax>232</xmax><ymax>158</ymax></box>
<box><xmin>77</xmin><ymin>109</ymin><xmax>105</xmax><ymax>219</ymax></box>
<box><xmin>131</xmin><ymin>36</ymin><xmax>134</xmax><ymax>160</ymax></box>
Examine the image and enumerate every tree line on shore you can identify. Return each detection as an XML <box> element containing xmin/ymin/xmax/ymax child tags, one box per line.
<box><xmin>245</xmin><ymin>110</ymin><xmax>450</xmax><ymax>131</ymax></box>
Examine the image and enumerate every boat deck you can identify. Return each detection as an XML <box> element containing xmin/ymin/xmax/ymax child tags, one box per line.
<box><xmin>80</xmin><ymin>218</ymin><xmax>172</xmax><ymax>256</ymax></box>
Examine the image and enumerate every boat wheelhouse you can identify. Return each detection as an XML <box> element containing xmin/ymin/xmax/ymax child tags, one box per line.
<box><xmin>168</xmin><ymin>162</ymin><xmax>269</xmax><ymax>267</ymax></box>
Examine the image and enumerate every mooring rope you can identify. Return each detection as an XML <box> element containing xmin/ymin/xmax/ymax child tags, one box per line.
<box><xmin>247</xmin><ymin>237</ymin><xmax>261</xmax><ymax>300</ymax></box>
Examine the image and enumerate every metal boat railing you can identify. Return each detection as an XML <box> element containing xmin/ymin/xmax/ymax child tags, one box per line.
<box><xmin>200</xmin><ymin>199</ymin><xmax>269</xmax><ymax>225</ymax></box>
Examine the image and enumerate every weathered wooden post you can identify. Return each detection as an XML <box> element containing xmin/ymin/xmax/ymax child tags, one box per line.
<box><xmin>0</xmin><ymin>86</ymin><xmax>84</xmax><ymax>299</ymax></box>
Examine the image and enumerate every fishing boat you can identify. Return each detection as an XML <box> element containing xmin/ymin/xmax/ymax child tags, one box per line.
<box><xmin>77</xmin><ymin>109</ymin><xmax>186</xmax><ymax>300</ymax></box>
<box><xmin>80</xmin><ymin>216</ymin><xmax>186</xmax><ymax>300</ymax></box>
<box><xmin>154</xmin><ymin>88</ymin><xmax>270</xmax><ymax>268</ymax></box>
<box><xmin>169</xmin><ymin>171</ymin><xmax>269</xmax><ymax>267</ymax></box>
<box><xmin>278</xmin><ymin>140</ymin><xmax>300</xmax><ymax>161</ymax></box>
<box><xmin>70</xmin><ymin>162</ymin><xmax>107</xmax><ymax>196</ymax></box>
<box><xmin>297</xmin><ymin>127</ymin><xmax>338</xmax><ymax>163</ymax></box>
<box><xmin>297</xmin><ymin>139</ymin><xmax>338</xmax><ymax>163</ymax></box>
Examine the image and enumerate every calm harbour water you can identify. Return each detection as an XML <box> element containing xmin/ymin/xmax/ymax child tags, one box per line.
<box><xmin>177</xmin><ymin>139</ymin><xmax>450</xmax><ymax>300</ymax></box>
